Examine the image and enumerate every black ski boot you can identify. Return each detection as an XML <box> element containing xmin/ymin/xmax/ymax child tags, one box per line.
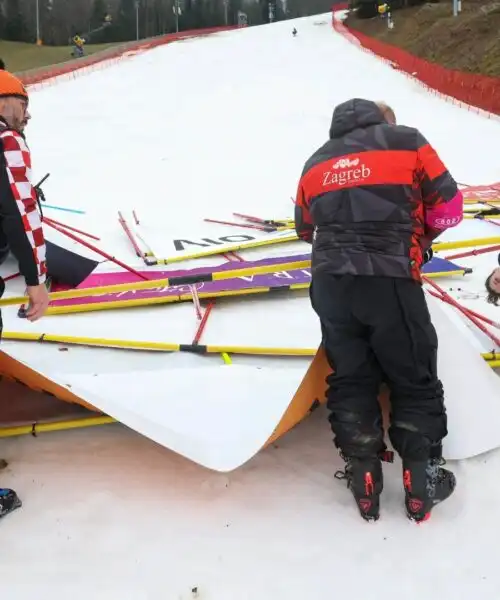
<box><xmin>0</xmin><ymin>488</ymin><xmax>22</xmax><ymax>518</ymax></box>
<box><xmin>335</xmin><ymin>451</ymin><xmax>394</xmax><ymax>522</ymax></box>
<box><xmin>402</xmin><ymin>458</ymin><xmax>456</xmax><ymax>523</ymax></box>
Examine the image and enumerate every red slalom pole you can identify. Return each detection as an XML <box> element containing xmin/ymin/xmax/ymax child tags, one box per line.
<box><xmin>192</xmin><ymin>300</ymin><xmax>215</xmax><ymax>344</ymax></box>
<box><xmin>118</xmin><ymin>211</ymin><xmax>143</xmax><ymax>258</ymax></box>
<box><xmin>428</xmin><ymin>290</ymin><xmax>500</xmax><ymax>330</ymax></box>
<box><xmin>424</xmin><ymin>277</ymin><xmax>500</xmax><ymax>347</ymax></box>
<box><xmin>3</xmin><ymin>272</ymin><xmax>20</xmax><ymax>282</ymax></box>
<box><xmin>204</xmin><ymin>217</ymin><xmax>276</xmax><ymax>232</ymax></box>
<box><xmin>43</xmin><ymin>217</ymin><xmax>100</xmax><ymax>241</ymax></box>
<box><xmin>445</xmin><ymin>244</ymin><xmax>500</xmax><ymax>261</ymax></box>
<box><xmin>232</xmin><ymin>212</ymin><xmax>287</xmax><ymax>227</ymax></box>
<box><xmin>44</xmin><ymin>219</ymin><xmax>149</xmax><ymax>281</ymax></box>
<box><xmin>481</xmin><ymin>218</ymin><xmax>500</xmax><ymax>228</ymax></box>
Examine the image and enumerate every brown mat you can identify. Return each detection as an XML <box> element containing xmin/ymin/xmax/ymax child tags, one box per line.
<box><xmin>0</xmin><ymin>375</ymin><xmax>101</xmax><ymax>427</ymax></box>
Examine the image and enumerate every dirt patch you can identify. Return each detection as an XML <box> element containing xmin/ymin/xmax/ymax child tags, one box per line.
<box><xmin>346</xmin><ymin>0</ymin><xmax>500</xmax><ymax>77</ymax></box>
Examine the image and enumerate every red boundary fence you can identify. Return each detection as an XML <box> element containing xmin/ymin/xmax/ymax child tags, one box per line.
<box><xmin>331</xmin><ymin>5</ymin><xmax>500</xmax><ymax>116</ymax></box>
<box><xmin>19</xmin><ymin>25</ymin><xmax>238</xmax><ymax>86</ymax></box>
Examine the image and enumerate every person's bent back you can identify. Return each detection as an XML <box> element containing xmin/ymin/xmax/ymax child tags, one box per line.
<box><xmin>295</xmin><ymin>98</ymin><xmax>463</xmax><ymax>280</ymax></box>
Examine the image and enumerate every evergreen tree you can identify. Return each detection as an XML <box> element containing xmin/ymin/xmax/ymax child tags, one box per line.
<box><xmin>0</xmin><ymin>4</ymin><xmax>6</xmax><ymax>40</ymax></box>
<box><xmin>90</xmin><ymin>0</ymin><xmax>109</xmax><ymax>30</ymax></box>
<box><xmin>115</xmin><ymin>0</ymin><xmax>137</xmax><ymax>40</ymax></box>
<box><xmin>4</xmin><ymin>0</ymin><xmax>29</xmax><ymax>41</ymax></box>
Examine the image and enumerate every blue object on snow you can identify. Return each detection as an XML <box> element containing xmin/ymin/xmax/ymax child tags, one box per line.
<box><xmin>43</xmin><ymin>204</ymin><xmax>86</xmax><ymax>215</ymax></box>
<box><xmin>422</xmin><ymin>256</ymin><xmax>467</xmax><ymax>274</ymax></box>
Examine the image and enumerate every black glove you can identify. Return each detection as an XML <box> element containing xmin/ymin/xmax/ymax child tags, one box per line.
<box><xmin>423</xmin><ymin>247</ymin><xmax>433</xmax><ymax>265</ymax></box>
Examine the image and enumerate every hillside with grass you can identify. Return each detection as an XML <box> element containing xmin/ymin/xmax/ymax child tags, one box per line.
<box><xmin>0</xmin><ymin>40</ymin><xmax>119</xmax><ymax>74</ymax></box>
<box><xmin>346</xmin><ymin>0</ymin><xmax>500</xmax><ymax>77</ymax></box>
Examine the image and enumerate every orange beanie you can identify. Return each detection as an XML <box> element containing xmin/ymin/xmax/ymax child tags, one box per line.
<box><xmin>0</xmin><ymin>70</ymin><xmax>28</xmax><ymax>100</ymax></box>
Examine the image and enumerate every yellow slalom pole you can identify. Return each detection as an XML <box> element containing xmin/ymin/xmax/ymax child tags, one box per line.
<box><xmin>44</xmin><ymin>270</ymin><xmax>460</xmax><ymax>317</ymax></box>
<box><xmin>0</xmin><ymin>239</ymin><xmax>483</xmax><ymax>310</ymax></box>
<box><xmin>221</xmin><ymin>352</ymin><xmax>232</xmax><ymax>364</ymax></box>
<box><xmin>463</xmin><ymin>214</ymin><xmax>500</xmax><ymax>220</ymax></box>
<box><xmin>432</xmin><ymin>236</ymin><xmax>500</xmax><ymax>251</ymax></box>
<box><xmin>153</xmin><ymin>233</ymin><xmax>300</xmax><ymax>264</ymax></box>
<box><xmin>0</xmin><ymin>416</ymin><xmax>115</xmax><ymax>439</ymax></box>
<box><xmin>2</xmin><ymin>331</ymin><xmax>319</xmax><ymax>355</ymax></box>
<box><xmin>0</xmin><ymin>259</ymin><xmax>311</xmax><ymax>308</ymax></box>
<box><xmin>2</xmin><ymin>332</ymin><xmax>496</xmax><ymax>366</ymax></box>
<box><xmin>463</xmin><ymin>198</ymin><xmax>500</xmax><ymax>204</ymax></box>
<box><xmin>45</xmin><ymin>283</ymin><xmax>311</xmax><ymax>316</ymax></box>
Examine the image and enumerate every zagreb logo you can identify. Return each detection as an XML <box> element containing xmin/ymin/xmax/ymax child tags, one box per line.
<box><xmin>323</xmin><ymin>155</ymin><xmax>371</xmax><ymax>187</ymax></box>
<box><xmin>332</xmin><ymin>157</ymin><xmax>359</xmax><ymax>169</ymax></box>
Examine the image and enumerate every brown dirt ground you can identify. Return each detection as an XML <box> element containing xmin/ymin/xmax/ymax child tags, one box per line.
<box><xmin>346</xmin><ymin>0</ymin><xmax>500</xmax><ymax>77</ymax></box>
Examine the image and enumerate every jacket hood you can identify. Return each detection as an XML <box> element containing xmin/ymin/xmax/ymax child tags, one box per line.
<box><xmin>329</xmin><ymin>98</ymin><xmax>386</xmax><ymax>139</ymax></box>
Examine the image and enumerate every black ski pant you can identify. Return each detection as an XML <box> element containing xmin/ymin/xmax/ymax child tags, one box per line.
<box><xmin>310</xmin><ymin>273</ymin><xmax>447</xmax><ymax>462</ymax></box>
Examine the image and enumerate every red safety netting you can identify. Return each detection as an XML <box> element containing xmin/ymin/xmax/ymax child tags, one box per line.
<box><xmin>20</xmin><ymin>26</ymin><xmax>239</xmax><ymax>86</ymax></box>
<box><xmin>331</xmin><ymin>7</ymin><xmax>500</xmax><ymax>116</ymax></box>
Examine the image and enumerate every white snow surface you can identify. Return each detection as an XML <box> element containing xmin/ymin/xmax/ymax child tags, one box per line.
<box><xmin>1</xmin><ymin>13</ymin><xmax>500</xmax><ymax>598</ymax></box>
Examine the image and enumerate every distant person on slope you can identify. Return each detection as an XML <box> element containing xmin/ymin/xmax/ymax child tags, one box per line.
<box><xmin>294</xmin><ymin>98</ymin><xmax>463</xmax><ymax>523</ymax></box>
<box><xmin>485</xmin><ymin>252</ymin><xmax>500</xmax><ymax>304</ymax></box>
<box><xmin>0</xmin><ymin>70</ymin><xmax>50</xmax><ymax>519</ymax></box>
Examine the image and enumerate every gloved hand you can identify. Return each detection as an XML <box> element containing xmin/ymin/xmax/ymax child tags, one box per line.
<box><xmin>423</xmin><ymin>247</ymin><xmax>433</xmax><ymax>265</ymax></box>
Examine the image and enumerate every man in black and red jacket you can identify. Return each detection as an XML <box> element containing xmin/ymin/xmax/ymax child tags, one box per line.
<box><xmin>295</xmin><ymin>98</ymin><xmax>463</xmax><ymax>523</ymax></box>
<box><xmin>0</xmin><ymin>69</ymin><xmax>50</xmax><ymax>519</ymax></box>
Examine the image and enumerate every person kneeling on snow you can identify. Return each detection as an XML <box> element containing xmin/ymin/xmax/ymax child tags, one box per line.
<box><xmin>0</xmin><ymin>70</ymin><xmax>50</xmax><ymax>519</ymax></box>
<box><xmin>485</xmin><ymin>253</ymin><xmax>500</xmax><ymax>305</ymax></box>
<box><xmin>294</xmin><ymin>98</ymin><xmax>463</xmax><ymax>523</ymax></box>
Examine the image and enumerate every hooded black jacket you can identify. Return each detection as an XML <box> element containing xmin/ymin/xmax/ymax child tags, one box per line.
<box><xmin>294</xmin><ymin>98</ymin><xmax>460</xmax><ymax>281</ymax></box>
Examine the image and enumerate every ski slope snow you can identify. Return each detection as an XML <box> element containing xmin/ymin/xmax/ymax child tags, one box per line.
<box><xmin>1</xmin><ymin>13</ymin><xmax>500</xmax><ymax>599</ymax></box>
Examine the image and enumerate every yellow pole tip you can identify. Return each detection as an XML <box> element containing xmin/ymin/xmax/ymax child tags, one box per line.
<box><xmin>221</xmin><ymin>352</ymin><xmax>232</xmax><ymax>365</ymax></box>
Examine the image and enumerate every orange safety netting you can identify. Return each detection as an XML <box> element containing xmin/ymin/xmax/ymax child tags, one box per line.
<box><xmin>331</xmin><ymin>5</ymin><xmax>500</xmax><ymax>116</ymax></box>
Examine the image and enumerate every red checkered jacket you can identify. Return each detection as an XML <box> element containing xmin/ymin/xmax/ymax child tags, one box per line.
<box><xmin>0</xmin><ymin>119</ymin><xmax>46</xmax><ymax>286</ymax></box>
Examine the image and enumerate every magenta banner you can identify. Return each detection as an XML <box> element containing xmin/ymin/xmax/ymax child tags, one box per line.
<box><xmin>49</xmin><ymin>254</ymin><xmax>312</xmax><ymax>311</ymax></box>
